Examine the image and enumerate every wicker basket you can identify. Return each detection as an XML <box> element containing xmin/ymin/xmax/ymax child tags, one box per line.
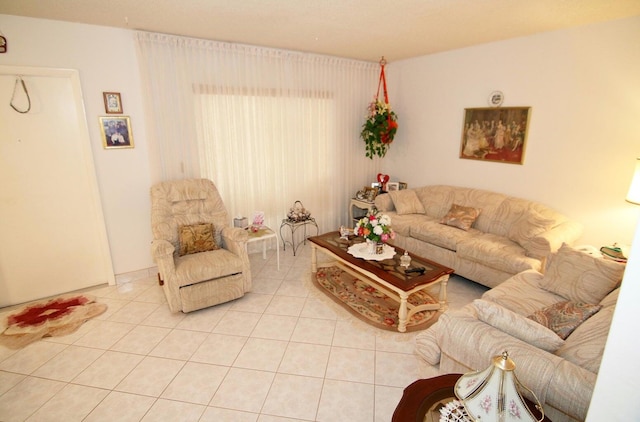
<box><xmin>287</xmin><ymin>200</ymin><xmax>311</xmax><ymax>222</ymax></box>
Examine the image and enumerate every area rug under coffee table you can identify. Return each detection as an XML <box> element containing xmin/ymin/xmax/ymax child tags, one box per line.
<box><xmin>0</xmin><ymin>294</ymin><xmax>107</xmax><ymax>349</ymax></box>
<box><xmin>313</xmin><ymin>265</ymin><xmax>440</xmax><ymax>332</ymax></box>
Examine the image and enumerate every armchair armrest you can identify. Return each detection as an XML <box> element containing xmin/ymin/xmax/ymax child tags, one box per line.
<box><xmin>151</xmin><ymin>239</ymin><xmax>175</xmax><ymax>259</ymax></box>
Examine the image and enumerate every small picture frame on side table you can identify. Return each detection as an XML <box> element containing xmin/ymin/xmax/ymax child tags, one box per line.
<box><xmin>399</xmin><ymin>182</ymin><xmax>408</xmax><ymax>190</ymax></box>
<box><xmin>364</xmin><ymin>187</ymin><xmax>380</xmax><ymax>202</ymax></box>
<box><xmin>387</xmin><ymin>182</ymin><xmax>400</xmax><ymax>191</ymax></box>
<box><xmin>103</xmin><ymin>92</ymin><xmax>122</xmax><ymax>114</ymax></box>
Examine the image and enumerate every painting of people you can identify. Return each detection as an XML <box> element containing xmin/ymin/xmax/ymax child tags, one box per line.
<box><xmin>459</xmin><ymin>107</ymin><xmax>530</xmax><ymax>164</ymax></box>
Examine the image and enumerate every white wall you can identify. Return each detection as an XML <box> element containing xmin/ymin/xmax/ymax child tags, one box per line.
<box><xmin>0</xmin><ymin>14</ymin><xmax>154</xmax><ymax>275</ymax></box>
<box><xmin>587</xmin><ymin>218</ymin><xmax>640</xmax><ymax>420</ymax></box>
<box><xmin>387</xmin><ymin>16</ymin><xmax>640</xmax><ymax>248</ymax></box>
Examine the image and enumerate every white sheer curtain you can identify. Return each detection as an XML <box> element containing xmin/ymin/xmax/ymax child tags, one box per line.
<box><xmin>135</xmin><ymin>31</ymin><xmax>382</xmax><ymax>232</ymax></box>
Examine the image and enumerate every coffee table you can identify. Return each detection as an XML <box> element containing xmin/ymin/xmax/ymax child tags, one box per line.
<box><xmin>308</xmin><ymin>231</ymin><xmax>453</xmax><ymax>332</ymax></box>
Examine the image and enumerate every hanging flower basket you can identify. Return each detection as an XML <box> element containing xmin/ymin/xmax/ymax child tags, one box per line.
<box><xmin>361</xmin><ymin>57</ymin><xmax>399</xmax><ymax>159</ymax></box>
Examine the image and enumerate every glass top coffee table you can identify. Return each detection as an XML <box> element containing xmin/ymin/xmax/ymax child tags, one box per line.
<box><xmin>308</xmin><ymin>231</ymin><xmax>454</xmax><ymax>332</ymax></box>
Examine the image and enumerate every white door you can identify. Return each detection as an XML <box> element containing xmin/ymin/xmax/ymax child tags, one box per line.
<box><xmin>0</xmin><ymin>66</ymin><xmax>114</xmax><ymax>307</ymax></box>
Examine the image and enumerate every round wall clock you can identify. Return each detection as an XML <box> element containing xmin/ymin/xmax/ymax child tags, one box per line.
<box><xmin>488</xmin><ymin>91</ymin><xmax>504</xmax><ymax>107</ymax></box>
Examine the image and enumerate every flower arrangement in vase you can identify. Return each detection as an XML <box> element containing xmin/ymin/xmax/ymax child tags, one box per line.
<box><xmin>354</xmin><ymin>209</ymin><xmax>395</xmax><ymax>253</ymax></box>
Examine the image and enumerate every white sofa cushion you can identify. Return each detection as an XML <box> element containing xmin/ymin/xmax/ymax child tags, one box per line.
<box><xmin>457</xmin><ymin>233</ymin><xmax>542</xmax><ymax>274</ymax></box>
<box><xmin>540</xmin><ymin>243</ymin><xmax>625</xmax><ymax>304</ymax></box>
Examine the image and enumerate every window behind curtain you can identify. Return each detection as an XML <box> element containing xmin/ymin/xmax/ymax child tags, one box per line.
<box><xmin>195</xmin><ymin>89</ymin><xmax>337</xmax><ymax>231</ymax></box>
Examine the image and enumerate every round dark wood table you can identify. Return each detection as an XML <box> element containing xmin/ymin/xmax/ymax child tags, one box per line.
<box><xmin>392</xmin><ymin>373</ymin><xmax>550</xmax><ymax>422</ymax></box>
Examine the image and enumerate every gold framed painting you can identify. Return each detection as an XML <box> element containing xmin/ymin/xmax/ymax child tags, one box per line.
<box><xmin>99</xmin><ymin>116</ymin><xmax>134</xmax><ymax>149</ymax></box>
<box><xmin>459</xmin><ymin>107</ymin><xmax>531</xmax><ymax>164</ymax></box>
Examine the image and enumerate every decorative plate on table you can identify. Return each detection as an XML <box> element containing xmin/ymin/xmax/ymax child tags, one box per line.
<box><xmin>347</xmin><ymin>243</ymin><xmax>396</xmax><ymax>261</ymax></box>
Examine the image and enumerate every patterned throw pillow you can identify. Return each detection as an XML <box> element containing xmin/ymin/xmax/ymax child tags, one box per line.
<box><xmin>178</xmin><ymin>223</ymin><xmax>219</xmax><ymax>256</ymax></box>
<box><xmin>440</xmin><ymin>204</ymin><xmax>481</xmax><ymax>231</ymax></box>
<box><xmin>388</xmin><ymin>190</ymin><xmax>426</xmax><ymax>215</ymax></box>
<box><xmin>528</xmin><ymin>301</ymin><xmax>602</xmax><ymax>340</ymax></box>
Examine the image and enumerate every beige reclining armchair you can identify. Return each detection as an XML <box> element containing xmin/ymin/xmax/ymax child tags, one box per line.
<box><xmin>150</xmin><ymin>178</ymin><xmax>251</xmax><ymax>313</ymax></box>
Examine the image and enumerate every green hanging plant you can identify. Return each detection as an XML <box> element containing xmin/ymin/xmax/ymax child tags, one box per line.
<box><xmin>361</xmin><ymin>100</ymin><xmax>398</xmax><ymax>159</ymax></box>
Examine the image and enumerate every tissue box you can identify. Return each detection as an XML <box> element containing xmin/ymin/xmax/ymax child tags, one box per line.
<box><xmin>234</xmin><ymin>217</ymin><xmax>248</xmax><ymax>228</ymax></box>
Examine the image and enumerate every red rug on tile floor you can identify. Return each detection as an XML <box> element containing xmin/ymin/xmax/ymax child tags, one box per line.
<box><xmin>312</xmin><ymin>266</ymin><xmax>440</xmax><ymax>332</ymax></box>
<box><xmin>0</xmin><ymin>294</ymin><xmax>107</xmax><ymax>349</ymax></box>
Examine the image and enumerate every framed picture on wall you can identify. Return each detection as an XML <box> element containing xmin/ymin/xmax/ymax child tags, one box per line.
<box><xmin>99</xmin><ymin>116</ymin><xmax>134</xmax><ymax>149</ymax></box>
<box><xmin>103</xmin><ymin>92</ymin><xmax>122</xmax><ymax>114</ymax></box>
<box><xmin>459</xmin><ymin>107</ymin><xmax>531</xmax><ymax>165</ymax></box>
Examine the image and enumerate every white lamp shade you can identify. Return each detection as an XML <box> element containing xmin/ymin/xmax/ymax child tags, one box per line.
<box><xmin>627</xmin><ymin>158</ymin><xmax>640</xmax><ymax>205</ymax></box>
<box><xmin>455</xmin><ymin>353</ymin><xmax>543</xmax><ymax>422</ymax></box>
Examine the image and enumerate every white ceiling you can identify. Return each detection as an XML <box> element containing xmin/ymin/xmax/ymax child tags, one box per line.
<box><xmin>1</xmin><ymin>0</ymin><xmax>639</xmax><ymax>62</ymax></box>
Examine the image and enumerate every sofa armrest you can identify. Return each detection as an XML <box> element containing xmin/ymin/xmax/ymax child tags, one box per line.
<box><xmin>524</xmin><ymin>220</ymin><xmax>583</xmax><ymax>259</ymax></box>
<box><xmin>374</xmin><ymin>193</ymin><xmax>395</xmax><ymax>212</ymax></box>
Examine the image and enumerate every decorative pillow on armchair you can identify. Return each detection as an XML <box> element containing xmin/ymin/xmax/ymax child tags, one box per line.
<box><xmin>540</xmin><ymin>243</ymin><xmax>625</xmax><ymax>304</ymax></box>
<box><xmin>440</xmin><ymin>204</ymin><xmax>481</xmax><ymax>231</ymax></box>
<box><xmin>473</xmin><ymin>299</ymin><xmax>565</xmax><ymax>352</ymax></box>
<box><xmin>388</xmin><ymin>190</ymin><xmax>425</xmax><ymax>215</ymax></box>
<box><xmin>178</xmin><ymin>223</ymin><xmax>219</xmax><ymax>256</ymax></box>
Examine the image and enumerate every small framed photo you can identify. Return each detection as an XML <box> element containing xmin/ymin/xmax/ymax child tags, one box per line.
<box><xmin>387</xmin><ymin>182</ymin><xmax>400</xmax><ymax>191</ymax></box>
<box><xmin>99</xmin><ymin>116</ymin><xmax>134</xmax><ymax>149</ymax></box>
<box><xmin>399</xmin><ymin>182</ymin><xmax>408</xmax><ymax>190</ymax></box>
<box><xmin>103</xmin><ymin>92</ymin><xmax>122</xmax><ymax>114</ymax></box>
<box><xmin>364</xmin><ymin>187</ymin><xmax>380</xmax><ymax>202</ymax></box>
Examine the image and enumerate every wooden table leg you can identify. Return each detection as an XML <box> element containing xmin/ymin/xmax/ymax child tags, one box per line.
<box><xmin>311</xmin><ymin>246</ymin><xmax>318</xmax><ymax>273</ymax></box>
<box><xmin>398</xmin><ymin>292</ymin><xmax>409</xmax><ymax>332</ymax></box>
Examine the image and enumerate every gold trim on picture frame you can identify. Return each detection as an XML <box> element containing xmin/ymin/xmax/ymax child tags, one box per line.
<box><xmin>99</xmin><ymin>116</ymin><xmax>134</xmax><ymax>149</ymax></box>
<box><xmin>103</xmin><ymin>92</ymin><xmax>122</xmax><ymax>114</ymax></box>
<box><xmin>460</xmin><ymin>107</ymin><xmax>531</xmax><ymax>165</ymax></box>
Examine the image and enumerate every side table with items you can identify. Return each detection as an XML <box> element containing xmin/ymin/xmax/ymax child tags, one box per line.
<box><xmin>280</xmin><ymin>218</ymin><xmax>318</xmax><ymax>256</ymax></box>
<box><xmin>349</xmin><ymin>198</ymin><xmax>376</xmax><ymax>225</ymax></box>
<box><xmin>246</xmin><ymin>226</ymin><xmax>279</xmax><ymax>270</ymax></box>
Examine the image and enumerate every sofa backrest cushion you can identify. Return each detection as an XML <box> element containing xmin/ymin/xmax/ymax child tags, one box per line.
<box><xmin>540</xmin><ymin>243</ymin><xmax>626</xmax><ymax>304</ymax></box>
<box><xmin>388</xmin><ymin>189</ymin><xmax>425</xmax><ymax>215</ymax></box>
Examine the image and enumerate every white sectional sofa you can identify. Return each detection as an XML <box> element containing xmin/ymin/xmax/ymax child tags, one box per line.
<box><xmin>374</xmin><ymin>185</ymin><xmax>583</xmax><ymax>287</ymax></box>
<box><xmin>414</xmin><ymin>244</ymin><xmax>626</xmax><ymax>422</ymax></box>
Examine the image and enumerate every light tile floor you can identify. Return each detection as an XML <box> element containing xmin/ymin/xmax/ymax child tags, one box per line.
<box><xmin>0</xmin><ymin>244</ymin><xmax>487</xmax><ymax>422</ymax></box>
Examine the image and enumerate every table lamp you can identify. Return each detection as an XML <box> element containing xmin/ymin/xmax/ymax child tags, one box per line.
<box><xmin>626</xmin><ymin>157</ymin><xmax>640</xmax><ymax>205</ymax></box>
<box><xmin>454</xmin><ymin>351</ymin><xmax>544</xmax><ymax>422</ymax></box>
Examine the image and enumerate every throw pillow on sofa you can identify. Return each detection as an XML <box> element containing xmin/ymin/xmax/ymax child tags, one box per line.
<box><xmin>528</xmin><ymin>301</ymin><xmax>602</xmax><ymax>340</ymax></box>
<box><xmin>473</xmin><ymin>299</ymin><xmax>565</xmax><ymax>352</ymax></box>
<box><xmin>540</xmin><ymin>243</ymin><xmax>625</xmax><ymax>304</ymax></box>
<box><xmin>388</xmin><ymin>189</ymin><xmax>426</xmax><ymax>215</ymax></box>
<box><xmin>440</xmin><ymin>204</ymin><xmax>481</xmax><ymax>231</ymax></box>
